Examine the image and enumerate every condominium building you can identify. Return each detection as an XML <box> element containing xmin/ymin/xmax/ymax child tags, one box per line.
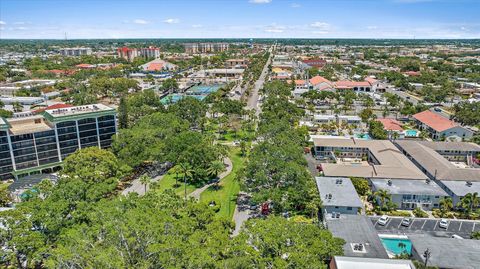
<box><xmin>59</xmin><ymin>47</ymin><xmax>93</xmax><ymax>56</ymax></box>
<box><xmin>0</xmin><ymin>104</ymin><xmax>116</xmax><ymax>180</ymax></box>
<box><xmin>183</xmin><ymin>43</ymin><xmax>229</xmax><ymax>54</ymax></box>
<box><xmin>117</xmin><ymin>46</ymin><xmax>160</xmax><ymax>62</ymax></box>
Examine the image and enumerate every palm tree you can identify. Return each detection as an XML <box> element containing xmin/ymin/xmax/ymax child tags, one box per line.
<box><xmin>179</xmin><ymin>162</ymin><xmax>194</xmax><ymax>202</ymax></box>
<box><xmin>439</xmin><ymin>197</ymin><xmax>453</xmax><ymax>215</ymax></box>
<box><xmin>169</xmin><ymin>165</ymin><xmax>183</xmax><ymax>187</ymax></box>
<box><xmin>392</xmin><ymin>132</ymin><xmax>399</xmax><ymax>141</ymax></box>
<box><xmin>375</xmin><ymin>189</ymin><xmax>391</xmax><ymax>208</ymax></box>
<box><xmin>240</xmin><ymin>140</ymin><xmax>248</xmax><ymax>156</ymax></box>
<box><xmin>12</xmin><ymin>101</ymin><xmax>22</xmax><ymax>112</ymax></box>
<box><xmin>207</xmin><ymin>160</ymin><xmax>226</xmax><ymax>178</ymax></box>
<box><xmin>459</xmin><ymin>192</ymin><xmax>479</xmax><ymax>213</ymax></box>
<box><xmin>139</xmin><ymin>174</ymin><xmax>152</xmax><ymax>194</ymax></box>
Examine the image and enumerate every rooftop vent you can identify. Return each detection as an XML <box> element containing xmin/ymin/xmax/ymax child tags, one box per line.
<box><xmin>335</xmin><ymin>179</ymin><xmax>343</xmax><ymax>185</ymax></box>
<box><xmin>466</xmin><ymin>181</ymin><xmax>473</xmax><ymax>187</ymax></box>
<box><xmin>387</xmin><ymin>179</ymin><xmax>392</xmax><ymax>186</ymax></box>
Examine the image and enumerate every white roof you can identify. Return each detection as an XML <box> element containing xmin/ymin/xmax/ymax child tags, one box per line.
<box><xmin>332</xmin><ymin>256</ymin><xmax>415</xmax><ymax>269</ymax></box>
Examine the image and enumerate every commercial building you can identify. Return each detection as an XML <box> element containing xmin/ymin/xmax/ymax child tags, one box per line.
<box><xmin>313</xmin><ymin>138</ymin><xmax>427</xmax><ymax>180</ymax></box>
<box><xmin>0</xmin><ymin>79</ymin><xmax>56</xmax><ymax>96</ymax></box>
<box><xmin>140</xmin><ymin>59</ymin><xmax>177</xmax><ymax>72</ymax></box>
<box><xmin>326</xmin><ymin>215</ymin><xmax>389</xmax><ymax>259</ymax></box>
<box><xmin>117</xmin><ymin>46</ymin><xmax>160</xmax><ymax>62</ymax></box>
<box><xmin>395</xmin><ymin>140</ymin><xmax>480</xmax><ymax>206</ymax></box>
<box><xmin>183</xmin><ymin>43</ymin><xmax>229</xmax><ymax>54</ymax></box>
<box><xmin>329</xmin><ymin>256</ymin><xmax>416</xmax><ymax>269</ymax></box>
<box><xmin>0</xmin><ymin>104</ymin><xmax>116</xmax><ymax>180</ymax></box>
<box><xmin>59</xmin><ymin>47</ymin><xmax>92</xmax><ymax>56</ymax></box>
<box><xmin>412</xmin><ymin>110</ymin><xmax>474</xmax><ymax>140</ymax></box>
<box><xmin>409</xmin><ymin>235</ymin><xmax>480</xmax><ymax>269</ymax></box>
<box><xmin>370</xmin><ymin>179</ymin><xmax>448</xmax><ymax>210</ymax></box>
<box><xmin>316</xmin><ymin>177</ymin><xmax>363</xmax><ymax>215</ymax></box>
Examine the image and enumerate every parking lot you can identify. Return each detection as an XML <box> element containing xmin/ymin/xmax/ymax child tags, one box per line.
<box><xmin>370</xmin><ymin>216</ymin><xmax>480</xmax><ymax>239</ymax></box>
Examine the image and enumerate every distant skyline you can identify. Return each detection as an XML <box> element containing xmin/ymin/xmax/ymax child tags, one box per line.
<box><xmin>1</xmin><ymin>0</ymin><xmax>480</xmax><ymax>39</ymax></box>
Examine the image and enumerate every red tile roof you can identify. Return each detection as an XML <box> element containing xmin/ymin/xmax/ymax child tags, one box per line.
<box><xmin>76</xmin><ymin>64</ymin><xmax>95</xmax><ymax>69</ymax></box>
<box><xmin>309</xmin><ymin>75</ymin><xmax>332</xmax><ymax>86</ymax></box>
<box><xmin>34</xmin><ymin>103</ymin><xmax>73</xmax><ymax>114</ymax></box>
<box><xmin>376</xmin><ymin>118</ymin><xmax>403</xmax><ymax>131</ymax></box>
<box><xmin>335</xmin><ymin>80</ymin><xmax>371</xmax><ymax>88</ymax></box>
<box><xmin>413</xmin><ymin>110</ymin><xmax>457</xmax><ymax>132</ymax></box>
<box><xmin>403</xmin><ymin>71</ymin><xmax>421</xmax><ymax>76</ymax></box>
<box><xmin>147</xmin><ymin>63</ymin><xmax>164</xmax><ymax>71</ymax></box>
<box><xmin>365</xmin><ymin>77</ymin><xmax>378</xmax><ymax>85</ymax></box>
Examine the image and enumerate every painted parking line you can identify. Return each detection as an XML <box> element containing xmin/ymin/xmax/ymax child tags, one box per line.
<box><xmin>458</xmin><ymin>221</ymin><xmax>463</xmax><ymax>232</ymax></box>
<box><xmin>461</xmin><ymin>222</ymin><xmax>474</xmax><ymax>233</ymax></box>
<box><xmin>447</xmin><ymin>221</ymin><xmax>461</xmax><ymax>232</ymax></box>
<box><xmin>421</xmin><ymin>219</ymin><xmax>428</xmax><ymax>230</ymax></box>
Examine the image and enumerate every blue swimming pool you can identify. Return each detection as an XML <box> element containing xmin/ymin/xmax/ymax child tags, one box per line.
<box><xmin>161</xmin><ymin>94</ymin><xmax>206</xmax><ymax>104</ymax></box>
<box><xmin>354</xmin><ymin>133</ymin><xmax>372</xmax><ymax>140</ymax></box>
<box><xmin>405</xmin><ymin>130</ymin><xmax>418</xmax><ymax>137</ymax></box>
<box><xmin>380</xmin><ymin>237</ymin><xmax>412</xmax><ymax>256</ymax></box>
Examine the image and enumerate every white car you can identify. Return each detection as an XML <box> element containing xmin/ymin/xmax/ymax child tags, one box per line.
<box><xmin>377</xmin><ymin>215</ymin><xmax>389</xmax><ymax>226</ymax></box>
<box><xmin>439</xmin><ymin>219</ymin><xmax>449</xmax><ymax>229</ymax></box>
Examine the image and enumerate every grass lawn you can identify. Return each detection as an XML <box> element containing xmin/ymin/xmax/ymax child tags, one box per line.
<box><xmin>200</xmin><ymin>147</ymin><xmax>245</xmax><ymax>220</ymax></box>
<box><xmin>155</xmin><ymin>172</ymin><xmax>198</xmax><ymax>197</ymax></box>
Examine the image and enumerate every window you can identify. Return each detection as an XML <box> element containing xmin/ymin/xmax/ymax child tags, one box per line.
<box><xmin>347</xmin><ymin>207</ymin><xmax>352</xmax><ymax>210</ymax></box>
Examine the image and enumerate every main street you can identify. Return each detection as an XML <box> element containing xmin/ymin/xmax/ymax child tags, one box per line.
<box><xmin>246</xmin><ymin>45</ymin><xmax>273</xmax><ymax>116</ymax></box>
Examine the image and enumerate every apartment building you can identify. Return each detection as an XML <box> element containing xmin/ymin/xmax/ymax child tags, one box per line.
<box><xmin>117</xmin><ymin>46</ymin><xmax>160</xmax><ymax>62</ymax></box>
<box><xmin>59</xmin><ymin>47</ymin><xmax>93</xmax><ymax>56</ymax></box>
<box><xmin>412</xmin><ymin>110</ymin><xmax>474</xmax><ymax>140</ymax></box>
<box><xmin>183</xmin><ymin>43</ymin><xmax>229</xmax><ymax>54</ymax></box>
<box><xmin>0</xmin><ymin>104</ymin><xmax>116</xmax><ymax>180</ymax></box>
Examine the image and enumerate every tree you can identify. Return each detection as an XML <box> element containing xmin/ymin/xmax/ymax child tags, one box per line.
<box><xmin>359</xmin><ymin>108</ymin><xmax>373</xmax><ymax>124</ymax></box>
<box><xmin>118</xmin><ymin>96</ymin><xmax>128</xmax><ymax>129</ymax></box>
<box><xmin>12</xmin><ymin>101</ymin><xmax>23</xmax><ymax>112</ymax></box>
<box><xmin>350</xmin><ymin>177</ymin><xmax>370</xmax><ymax>196</ymax></box>
<box><xmin>375</xmin><ymin>189</ymin><xmax>391</xmax><ymax>208</ymax></box>
<box><xmin>162</xmin><ymin>78</ymin><xmax>178</xmax><ymax>93</ymax></box>
<box><xmin>439</xmin><ymin>197</ymin><xmax>453</xmax><ymax>215</ymax></box>
<box><xmin>207</xmin><ymin>160</ymin><xmax>226</xmax><ymax>178</ymax></box>
<box><xmin>0</xmin><ymin>183</ymin><xmax>11</xmax><ymax>206</ymax></box>
<box><xmin>369</xmin><ymin>120</ymin><xmax>388</xmax><ymax>139</ymax></box>
<box><xmin>235</xmin><ymin>216</ymin><xmax>345</xmax><ymax>268</ymax></box>
<box><xmin>472</xmin><ymin>231</ymin><xmax>480</xmax><ymax>240</ymax></box>
<box><xmin>61</xmin><ymin>147</ymin><xmax>125</xmax><ymax>201</ymax></box>
<box><xmin>139</xmin><ymin>174</ymin><xmax>152</xmax><ymax>194</ymax></box>
<box><xmin>239</xmin><ymin>140</ymin><xmax>248</xmax><ymax>156</ymax></box>
<box><xmin>458</xmin><ymin>192</ymin><xmax>479</xmax><ymax>213</ymax></box>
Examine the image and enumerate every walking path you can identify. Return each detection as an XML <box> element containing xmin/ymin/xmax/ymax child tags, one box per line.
<box><xmin>188</xmin><ymin>157</ymin><xmax>233</xmax><ymax>200</ymax></box>
<box><xmin>122</xmin><ymin>173</ymin><xmax>165</xmax><ymax>196</ymax></box>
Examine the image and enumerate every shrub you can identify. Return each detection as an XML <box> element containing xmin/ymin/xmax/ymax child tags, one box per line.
<box><xmin>413</xmin><ymin>207</ymin><xmax>428</xmax><ymax>218</ymax></box>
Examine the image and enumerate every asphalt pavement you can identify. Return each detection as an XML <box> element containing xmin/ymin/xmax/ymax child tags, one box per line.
<box><xmin>370</xmin><ymin>216</ymin><xmax>480</xmax><ymax>239</ymax></box>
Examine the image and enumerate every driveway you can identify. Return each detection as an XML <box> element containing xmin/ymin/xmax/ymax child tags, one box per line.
<box><xmin>370</xmin><ymin>216</ymin><xmax>480</xmax><ymax>239</ymax></box>
<box><xmin>232</xmin><ymin>192</ymin><xmax>255</xmax><ymax>236</ymax></box>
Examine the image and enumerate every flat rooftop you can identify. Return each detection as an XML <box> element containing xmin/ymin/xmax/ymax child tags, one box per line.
<box><xmin>416</xmin><ymin>141</ymin><xmax>480</xmax><ymax>152</ymax></box>
<box><xmin>316</xmin><ymin>177</ymin><xmax>363</xmax><ymax>208</ymax></box>
<box><xmin>8</xmin><ymin>116</ymin><xmax>53</xmax><ymax>135</ymax></box>
<box><xmin>409</xmin><ymin>235</ymin><xmax>480</xmax><ymax>269</ymax></box>
<box><xmin>326</xmin><ymin>215</ymin><xmax>389</xmax><ymax>259</ymax></box>
<box><xmin>331</xmin><ymin>256</ymin><xmax>415</xmax><ymax>269</ymax></box>
<box><xmin>314</xmin><ymin>138</ymin><xmax>427</xmax><ymax>180</ymax></box>
<box><xmin>439</xmin><ymin>180</ymin><xmax>480</xmax><ymax>196</ymax></box>
<box><xmin>396</xmin><ymin>140</ymin><xmax>480</xmax><ymax>182</ymax></box>
<box><xmin>44</xmin><ymin>103</ymin><xmax>114</xmax><ymax>118</ymax></box>
<box><xmin>370</xmin><ymin>179</ymin><xmax>448</xmax><ymax>196</ymax></box>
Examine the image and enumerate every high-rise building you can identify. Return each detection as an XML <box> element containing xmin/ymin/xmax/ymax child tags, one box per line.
<box><xmin>59</xmin><ymin>47</ymin><xmax>93</xmax><ymax>56</ymax></box>
<box><xmin>183</xmin><ymin>43</ymin><xmax>229</xmax><ymax>54</ymax></box>
<box><xmin>117</xmin><ymin>46</ymin><xmax>160</xmax><ymax>62</ymax></box>
<box><xmin>0</xmin><ymin>104</ymin><xmax>117</xmax><ymax>179</ymax></box>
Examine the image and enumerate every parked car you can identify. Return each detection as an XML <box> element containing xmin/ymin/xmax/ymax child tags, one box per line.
<box><xmin>439</xmin><ymin>219</ymin><xmax>449</xmax><ymax>229</ymax></box>
<box><xmin>378</xmin><ymin>215</ymin><xmax>389</xmax><ymax>226</ymax></box>
<box><xmin>401</xmin><ymin>218</ymin><xmax>412</xmax><ymax>227</ymax></box>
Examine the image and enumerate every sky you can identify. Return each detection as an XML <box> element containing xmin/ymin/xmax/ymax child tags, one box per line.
<box><xmin>1</xmin><ymin>0</ymin><xmax>480</xmax><ymax>39</ymax></box>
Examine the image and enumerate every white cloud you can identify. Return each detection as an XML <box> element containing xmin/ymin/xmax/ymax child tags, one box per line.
<box><xmin>264</xmin><ymin>23</ymin><xmax>285</xmax><ymax>33</ymax></box>
<box><xmin>163</xmin><ymin>18</ymin><xmax>180</xmax><ymax>24</ymax></box>
<box><xmin>192</xmin><ymin>24</ymin><xmax>203</xmax><ymax>28</ymax></box>
<box><xmin>290</xmin><ymin>3</ymin><xmax>301</xmax><ymax>8</ymax></box>
<box><xmin>312</xmin><ymin>31</ymin><xmax>329</xmax><ymax>34</ymax></box>
<box><xmin>249</xmin><ymin>0</ymin><xmax>272</xmax><ymax>4</ymax></box>
<box><xmin>133</xmin><ymin>19</ymin><xmax>148</xmax><ymax>24</ymax></box>
<box><xmin>367</xmin><ymin>26</ymin><xmax>378</xmax><ymax>30</ymax></box>
<box><xmin>13</xmin><ymin>22</ymin><xmax>26</xmax><ymax>25</ymax></box>
<box><xmin>0</xmin><ymin>21</ymin><xmax>6</xmax><ymax>25</ymax></box>
<box><xmin>14</xmin><ymin>27</ymin><xmax>28</xmax><ymax>30</ymax></box>
<box><xmin>310</xmin><ymin>22</ymin><xmax>330</xmax><ymax>30</ymax></box>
